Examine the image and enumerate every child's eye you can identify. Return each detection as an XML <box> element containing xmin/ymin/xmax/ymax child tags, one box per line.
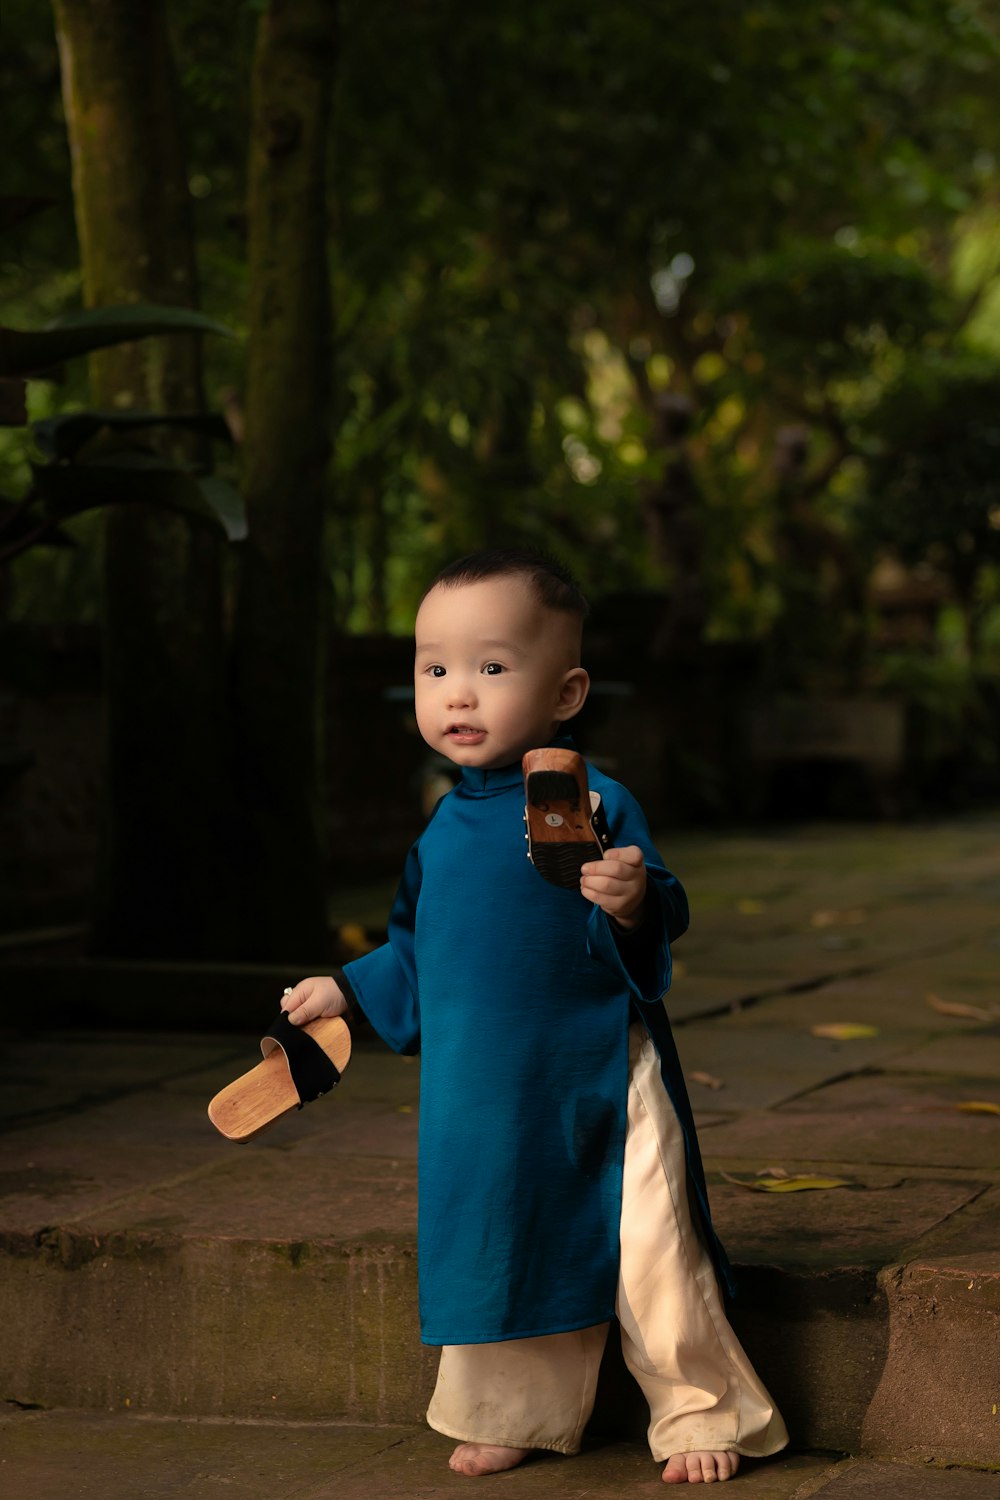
<box><xmin>427</xmin><ymin>664</ymin><xmax>446</xmax><ymax>678</ymax></box>
<box><xmin>482</xmin><ymin>662</ymin><xmax>505</xmax><ymax>675</ymax></box>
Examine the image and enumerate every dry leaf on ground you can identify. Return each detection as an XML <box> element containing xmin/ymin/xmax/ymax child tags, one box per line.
<box><xmin>721</xmin><ymin>1170</ymin><xmax>854</xmax><ymax>1193</ymax></box>
<box><xmin>926</xmin><ymin>992</ymin><xmax>999</xmax><ymax>1022</ymax></box>
<box><xmin>338</xmin><ymin>921</ymin><xmax>374</xmax><ymax>958</ymax></box>
<box><xmin>690</xmin><ymin>1070</ymin><xmax>725</xmax><ymax>1090</ymax></box>
<box><xmin>810</xmin><ymin>909</ymin><xmax>867</xmax><ymax>928</ymax></box>
<box><xmin>810</xmin><ymin>1022</ymin><xmax>880</xmax><ymax>1040</ymax></box>
<box><xmin>952</xmin><ymin>1100</ymin><xmax>1000</xmax><ymax>1116</ymax></box>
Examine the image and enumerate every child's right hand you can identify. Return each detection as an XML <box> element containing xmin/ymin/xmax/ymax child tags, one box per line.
<box><xmin>281</xmin><ymin>975</ymin><xmax>348</xmax><ymax>1026</ymax></box>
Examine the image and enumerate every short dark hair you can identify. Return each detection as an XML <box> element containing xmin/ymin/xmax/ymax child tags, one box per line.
<box><xmin>426</xmin><ymin>548</ymin><xmax>590</xmax><ymax>620</ymax></box>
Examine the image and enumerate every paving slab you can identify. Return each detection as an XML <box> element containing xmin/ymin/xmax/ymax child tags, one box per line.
<box><xmin>0</xmin><ymin>1136</ymin><xmax>231</xmax><ymax>1234</ymax></box>
<box><xmin>0</xmin><ymin>1411</ymin><xmax>423</xmax><ymax>1500</ymax></box>
<box><xmin>72</xmin><ymin>1147</ymin><xmax>419</xmax><ymax>1241</ymax></box>
<box><xmin>706</xmin><ymin>1175</ymin><xmax>989</xmax><ymax>1269</ymax></box>
<box><xmin>0</xmin><ymin>1123</ymin><xmax>232</xmax><ymax>1246</ymax></box>
<box><xmin>699</xmin><ymin>1072</ymin><xmax>1000</xmax><ymax>1172</ymax></box>
<box><xmin>672</xmin><ymin>967</ymin><xmax>1000</xmax><ymax>1112</ymax></box>
<box><xmin>4</xmin><ymin>1406</ymin><xmax>996</xmax><ymax>1500</ymax></box>
<box><xmin>668</xmin><ymin>827</ymin><xmax>981</xmax><ymax>904</ymax></box>
<box><xmin>810</xmin><ymin>1461</ymin><xmax>1000</xmax><ymax>1498</ymax></box>
<box><xmin>673</xmin><ymin>1019</ymin><xmax>925</xmax><ymax>1113</ymax></box>
<box><xmin>0</xmin><ymin>1032</ymin><xmax>248</xmax><ymax>1128</ymax></box>
<box><xmin>676</xmin><ymin>938</ymin><xmax>981</xmax><ymax>1003</ymax></box>
<box><xmin>712</xmin><ymin>968</ymin><xmax>985</xmax><ymax>1030</ymax></box>
<box><xmin>659</xmin><ymin>972</ymin><xmax>796</xmax><ymax>1023</ymax></box>
<box><xmin>904</xmin><ymin>1186</ymin><xmax>1000</xmax><ymax>1260</ymax></box>
<box><xmin>881</xmin><ymin>1028</ymin><xmax>1000</xmax><ymax>1077</ymax></box>
<box><xmin>767</xmin><ymin>946</ymin><xmax>1000</xmax><ymax>1017</ymax></box>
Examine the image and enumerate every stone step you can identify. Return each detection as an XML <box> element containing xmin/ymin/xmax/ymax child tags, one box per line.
<box><xmin>4</xmin><ymin>1211</ymin><xmax>996</xmax><ymax>1467</ymax></box>
<box><xmin>1</xmin><ymin>1034</ymin><xmax>997</xmax><ymax>1468</ymax></box>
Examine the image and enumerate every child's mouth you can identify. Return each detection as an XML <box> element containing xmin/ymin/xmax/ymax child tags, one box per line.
<box><xmin>447</xmin><ymin>725</ymin><xmax>486</xmax><ymax>744</ymax></box>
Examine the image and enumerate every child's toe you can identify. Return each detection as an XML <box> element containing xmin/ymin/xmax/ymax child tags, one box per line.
<box><xmin>662</xmin><ymin>1451</ymin><xmax>740</xmax><ymax>1484</ymax></box>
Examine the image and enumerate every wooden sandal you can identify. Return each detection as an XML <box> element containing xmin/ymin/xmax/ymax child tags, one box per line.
<box><xmin>522</xmin><ymin>747</ymin><xmax>611</xmax><ymax>889</ymax></box>
<box><xmin>208</xmin><ymin>1011</ymin><xmax>351</xmax><ymax>1143</ymax></box>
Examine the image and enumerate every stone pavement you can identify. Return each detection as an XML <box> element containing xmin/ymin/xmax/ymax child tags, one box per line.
<box><xmin>1</xmin><ymin>815</ymin><xmax>999</xmax><ymax>1492</ymax></box>
<box><xmin>2</xmin><ymin>1411</ymin><xmax>999</xmax><ymax>1500</ymax></box>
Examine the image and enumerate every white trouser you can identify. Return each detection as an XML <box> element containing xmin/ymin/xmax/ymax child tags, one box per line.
<box><xmin>427</xmin><ymin>1026</ymin><xmax>789</xmax><ymax>1462</ymax></box>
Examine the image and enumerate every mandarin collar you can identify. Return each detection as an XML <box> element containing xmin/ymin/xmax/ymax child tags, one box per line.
<box><xmin>457</xmin><ymin>735</ymin><xmax>576</xmax><ymax>797</ymax></box>
<box><xmin>458</xmin><ymin>763</ymin><xmax>523</xmax><ymax>795</ymax></box>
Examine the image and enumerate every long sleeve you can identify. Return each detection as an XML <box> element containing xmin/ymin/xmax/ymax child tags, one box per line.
<box><xmin>341</xmin><ymin>834</ymin><xmax>424</xmax><ymax>1055</ymax></box>
<box><xmin>584</xmin><ymin>772</ymin><xmax>688</xmax><ymax>1004</ymax></box>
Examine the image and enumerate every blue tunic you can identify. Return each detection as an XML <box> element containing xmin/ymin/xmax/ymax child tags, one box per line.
<box><xmin>342</xmin><ymin>751</ymin><xmax>733</xmax><ymax>1346</ymax></box>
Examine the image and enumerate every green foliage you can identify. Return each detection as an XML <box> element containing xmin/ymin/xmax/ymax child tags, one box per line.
<box><xmin>5</xmin><ymin>0</ymin><xmax>1000</xmax><ymax>670</ymax></box>
<box><xmin>861</xmin><ymin>353</ymin><xmax>1000</xmax><ymax>646</ymax></box>
<box><xmin>715</xmin><ymin>243</ymin><xmax>941</xmax><ymax>381</ymax></box>
<box><xmin>28</xmin><ymin>450</ymin><xmax>246</xmax><ymax>541</ymax></box>
<box><xmin>319</xmin><ymin>0</ymin><xmax>1000</xmax><ymax>634</ymax></box>
<box><xmin>0</xmin><ymin>303</ymin><xmax>234</xmax><ymax>378</ymax></box>
<box><xmin>32</xmin><ymin>407</ymin><xmax>232</xmax><ymax>461</ymax></box>
<box><xmin>0</xmin><ymin>295</ymin><xmax>245</xmax><ymax>568</ymax></box>
<box><xmin>873</xmin><ymin>648</ymin><xmax>1000</xmax><ymax>788</ymax></box>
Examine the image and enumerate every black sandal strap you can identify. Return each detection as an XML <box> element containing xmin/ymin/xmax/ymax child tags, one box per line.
<box><xmin>261</xmin><ymin>1011</ymin><xmax>341</xmax><ymax>1108</ymax></box>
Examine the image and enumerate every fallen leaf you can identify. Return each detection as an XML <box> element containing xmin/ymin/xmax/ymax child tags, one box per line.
<box><xmin>672</xmin><ymin>959</ymin><xmax>687</xmax><ymax>979</ymax></box>
<box><xmin>338</xmin><ymin>921</ymin><xmax>374</xmax><ymax>958</ymax></box>
<box><xmin>721</xmin><ymin>1170</ymin><xmax>854</xmax><ymax>1193</ymax></box>
<box><xmin>926</xmin><ymin>992</ymin><xmax>998</xmax><ymax>1022</ymax></box>
<box><xmin>952</xmin><ymin>1101</ymin><xmax>1000</xmax><ymax>1116</ymax></box>
<box><xmin>690</xmin><ymin>1070</ymin><xmax>725</xmax><ymax>1090</ymax></box>
<box><xmin>810</xmin><ymin>1022</ymin><xmax>880</xmax><ymax>1040</ymax></box>
<box><xmin>810</xmin><ymin>908</ymin><xmax>867</xmax><ymax>928</ymax></box>
<box><xmin>396</xmin><ymin>1104</ymin><xmax>414</xmax><ymax>1114</ymax></box>
<box><xmin>737</xmin><ymin>898</ymin><xmax>764</xmax><ymax>915</ymax></box>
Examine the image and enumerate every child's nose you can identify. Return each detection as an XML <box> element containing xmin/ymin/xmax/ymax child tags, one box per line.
<box><xmin>447</xmin><ymin>676</ymin><xmax>476</xmax><ymax>708</ymax></box>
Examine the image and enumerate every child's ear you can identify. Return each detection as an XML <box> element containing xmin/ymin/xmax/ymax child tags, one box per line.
<box><xmin>554</xmin><ymin>667</ymin><xmax>590</xmax><ymax>721</ymax></box>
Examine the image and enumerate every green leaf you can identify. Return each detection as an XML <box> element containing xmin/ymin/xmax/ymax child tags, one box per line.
<box><xmin>0</xmin><ymin>303</ymin><xmax>234</xmax><ymax>379</ymax></box>
<box><xmin>196</xmin><ymin>475</ymin><xmax>248</xmax><ymax>541</ymax></box>
<box><xmin>810</xmin><ymin>1022</ymin><xmax>880</xmax><ymax>1040</ymax></box>
<box><xmin>30</xmin><ymin>453</ymin><xmax>247</xmax><ymax>541</ymax></box>
<box><xmin>32</xmin><ymin>409</ymin><xmax>234</xmax><ymax>462</ymax></box>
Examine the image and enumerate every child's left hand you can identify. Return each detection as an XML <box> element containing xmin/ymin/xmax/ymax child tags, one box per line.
<box><xmin>580</xmin><ymin>845</ymin><xmax>647</xmax><ymax>929</ymax></box>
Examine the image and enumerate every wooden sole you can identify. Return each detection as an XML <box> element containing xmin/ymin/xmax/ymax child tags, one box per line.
<box><xmin>207</xmin><ymin>1016</ymin><xmax>351</xmax><ymax>1143</ymax></box>
<box><xmin>522</xmin><ymin>747</ymin><xmax>606</xmax><ymax>888</ymax></box>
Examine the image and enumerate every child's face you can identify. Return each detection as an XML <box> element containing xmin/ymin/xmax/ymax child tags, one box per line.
<box><xmin>414</xmin><ymin>577</ymin><xmax>589</xmax><ymax>771</ymax></box>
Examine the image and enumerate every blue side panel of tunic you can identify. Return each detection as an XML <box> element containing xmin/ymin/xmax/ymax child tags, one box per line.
<box><xmin>343</xmin><ymin>752</ymin><xmax>732</xmax><ymax>1346</ymax></box>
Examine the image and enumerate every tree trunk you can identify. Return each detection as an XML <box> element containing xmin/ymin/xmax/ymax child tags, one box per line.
<box><xmin>54</xmin><ymin>0</ymin><xmax>238</xmax><ymax>958</ymax></box>
<box><xmin>232</xmin><ymin>0</ymin><xmax>338</xmax><ymax>960</ymax></box>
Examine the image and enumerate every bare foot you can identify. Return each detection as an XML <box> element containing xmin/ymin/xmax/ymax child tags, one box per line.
<box><xmin>662</xmin><ymin>1451</ymin><xmax>740</xmax><ymax>1484</ymax></box>
<box><xmin>449</xmin><ymin>1442</ymin><xmax>531</xmax><ymax>1477</ymax></box>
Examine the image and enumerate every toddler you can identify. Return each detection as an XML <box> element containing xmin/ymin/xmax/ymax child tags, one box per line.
<box><xmin>282</xmin><ymin>548</ymin><xmax>787</xmax><ymax>1483</ymax></box>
